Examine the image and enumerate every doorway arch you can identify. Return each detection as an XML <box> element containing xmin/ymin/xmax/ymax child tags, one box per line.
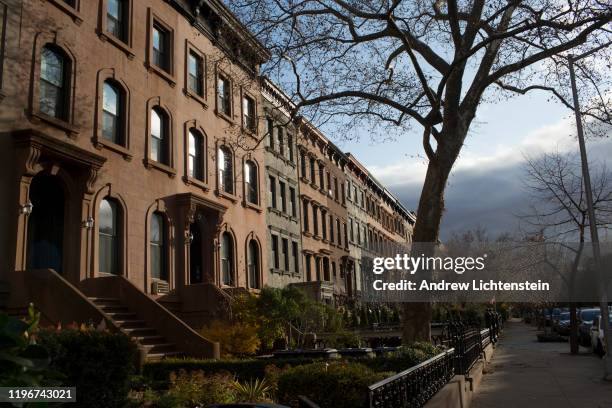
<box><xmin>26</xmin><ymin>174</ymin><xmax>65</xmax><ymax>273</ymax></box>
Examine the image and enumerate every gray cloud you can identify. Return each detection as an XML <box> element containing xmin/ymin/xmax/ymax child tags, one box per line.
<box><xmin>389</xmin><ymin>138</ymin><xmax>612</xmax><ymax>241</ymax></box>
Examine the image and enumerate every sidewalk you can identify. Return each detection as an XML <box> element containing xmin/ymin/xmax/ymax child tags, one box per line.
<box><xmin>471</xmin><ymin>319</ymin><xmax>612</xmax><ymax>408</ymax></box>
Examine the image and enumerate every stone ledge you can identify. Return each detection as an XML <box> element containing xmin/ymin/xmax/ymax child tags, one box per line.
<box><xmin>424</xmin><ymin>343</ymin><xmax>495</xmax><ymax>408</ymax></box>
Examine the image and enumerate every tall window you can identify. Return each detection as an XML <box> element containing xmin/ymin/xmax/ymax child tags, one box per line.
<box><xmin>152</xmin><ymin>24</ymin><xmax>170</xmax><ymax>72</ymax></box>
<box><xmin>245</xmin><ymin>160</ymin><xmax>258</xmax><ymax>204</ymax></box>
<box><xmin>187</xmin><ymin>51</ymin><xmax>204</xmax><ymax>96</ymax></box>
<box><xmin>188</xmin><ymin>129</ymin><xmax>204</xmax><ymax>181</ymax></box>
<box><xmin>99</xmin><ymin>198</ymin><xmax>119</xmax><ymax>274</ymax></box>
<box><xmin>271</xmin><ymin>234</ymin><xmax>279</xmax><ymax>269</ymax></box>
<box><xmin>150</xmin><ymin>108</ymin><xmax>168</xmax><ymax>164</ymax></box>
<box><xmin>329</xmin><ymin>215</ymin><xmax>334</xmax><ymax>243</ymax></box>
<box><xmin>287</xmin><ymin>134</ymin><xmax>294</xmax><ymax>162</ymax></box>
<box><xmin>247</xmin><ymin>239</ymin><xmax>259</xmax><ymax>289</ymax></box>
<box><xmin>312</xmin><ymin>206</ymin><xmax>319</xmax><ymax>236</ymax></box>
<box><xmin>321</xmin><ymin>210</ymin><xmax>327</xmax><ymax>240</ymax></box>
<box><xmin>218</xmin><ymin>146</ymin><xmax>233</xmax><ymax>194</ymax></box>
<box><xmin>282</xmin><ymin>238</ymin><xmax>289</xmax><ymax>271</ymax></box>
<box><xmin>150</xmin><ymin>212</ymin><xmax>167</xmax><ymax>280</ymax></box>
<box><xmin>279</xmin><ymin>181</ymin><xmax>286</xmax><ymax>213</ymax></box>
<box><xmin>102</xmin><ymin>81</ymin><xmax>123</xmax><ymax>144</ymax></box>
<box><xmin>318</xmin><ymin>164</ymin><xmax>325</xmax><ymax>189</ymax></box>
<box><xmin>302</xmin><ymin>200</ymin><xmax>309</xmax><ymax>232</ymax></box>
<box><xmin>336</xmin><ymin>218</ymin><xmax>341</xmax><ymax>243</ymax></box>
<box><xmin>292</xmin><ymin>241</ymin><xmax>299</xmax><ymax>274</ymax></box>
<box><xmin>220</xmin><ymin>232</ymin><xmax>234</xmax><ymax>285</ymax></box>
<box><xmin>269</xmin><ymin>176</ymin><xmax>276</xmax><ymax>209</ymax></box>
<box><xmin>107</xmin><ymin>0</ymin><xmax>128</xmax><ymax>42</ymax></box>
<box><xmin>40</xmin><ymin>46</ymin><xmax>69</xmax><ymax>120</ymax></box>
<box><xmin>309</xmin><ymin>157</ymin><xmax>316</xmax><ymax>183</ymax></box>
<box><xmin>242</xmin><ymin>95</ymin><xmax>256</xmax><ymax>131</ymax></box>
<box><xmin>277</xmin><ymin>127</ymin><xmax>284</xmax><ymax>157</ymax></box>
<box><xmin>289</xmin><ymin>187</ymin><xmax>296</xmax><ymax>217</ymax></box>
<box><xmin>267</xmin><ymin>118</ymin><xmax>275</xmax><ymax>149</ymax></box>
<box><xmin>217</xmin><ymin>75</ymin><xmax>231</xmax><ymax>115</ymax></box>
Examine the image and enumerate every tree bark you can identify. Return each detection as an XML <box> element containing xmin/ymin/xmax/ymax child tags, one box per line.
<box><xmin>402</xmin><ymin>129</ymin><xmax>466</xmax><ymax>343</ymax></box>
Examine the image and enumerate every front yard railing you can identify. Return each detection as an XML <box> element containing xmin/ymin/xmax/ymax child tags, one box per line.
<box><xmin>368</xmin><ymin>348</ymin><xmax>455</xmax><ymax>408</ymax></box>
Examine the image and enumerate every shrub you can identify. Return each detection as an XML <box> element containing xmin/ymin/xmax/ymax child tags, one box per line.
<box><xmin>277</xmin><ymin>362</ymin><xmax>392</xmax><ymax>408</ymax></box>
<box><xmin>142</xmin><ymin>357</ymin><xmax>320</xmax><ymax>387</ymax></box>
<box><xmin>232</xmin><ymin>377</ymin><xmax>276</xmax><ymax>403</ymax></box>
<box><xmin>201</xmin><ymin>320</ymin><xmax>261</xmax><ymax>358</ymax></box>
<box><xmin>38</xmin><ymin>328</ymin><xmax>138</xmax><ymax>408</ymax></box>
<box><xmin>324</xmin><ymin>330</ymin><xmax>362</xmax><ymax>348</ymax></box>
<box><xmin>164</xmin><ymin>370</ymin><xmax>235</xmax><ymax>406</ymax></box>
<box><xmin>359</xmin><ymin>342</ymin><xmax>441</xmax><ymax>373</ymax></box>
<box><xmin>0</xmin><ymin>304</ymin><xmax>57</xmax><ymax>387</ymax></box>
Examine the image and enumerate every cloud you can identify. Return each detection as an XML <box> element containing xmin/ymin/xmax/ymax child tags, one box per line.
<box><xmin>370</xmin><ymin>118</ymin><xmax>612</xmax><ymax>239</ymax></box>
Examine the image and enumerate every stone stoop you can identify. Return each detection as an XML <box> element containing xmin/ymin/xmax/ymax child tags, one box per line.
<box><xmin>88</xmin><ymin>297</ymin><xmax>183</xmax><ymax>361</ymax></box>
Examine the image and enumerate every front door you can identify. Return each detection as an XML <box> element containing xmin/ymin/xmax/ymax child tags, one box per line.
<box><xmin>189</xmin><ymin>223</ymin><xmax>203</xmax><ymax>283</ymax></box>
<box><xmin>26</xmin><ymin>174</ymin><xmax>65</xmax><ymax>273</ymax></box>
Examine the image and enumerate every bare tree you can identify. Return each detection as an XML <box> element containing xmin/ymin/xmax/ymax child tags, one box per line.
<box><xmin>520</xmin><ymin>151</ymin><xmax>612</xmax><ymax>353</ymax></box>
<box><xmin>228</xmin><ymin>0</ymin><xmax>612</xmax><ymax>341</ymax></box>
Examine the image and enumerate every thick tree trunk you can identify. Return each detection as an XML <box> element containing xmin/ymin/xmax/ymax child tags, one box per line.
<box><xmin>402</xmin><ymin>130</ymin><xmax>466</xmax><ymax>343</ymax></box>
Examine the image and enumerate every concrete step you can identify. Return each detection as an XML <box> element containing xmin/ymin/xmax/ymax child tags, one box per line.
<box><xmin>106</xmin><ymin>312</ymin><xmax>138</xmax><ymax>320</ymax></box>
<box><xmin>88</xmin><ymin>297</ymin><xmax>121</xmax><ymax>305</ymax></box>
<box><xmin>133</xmin><ymin>334</ymin><xmax>166</xmax><ymax>344</ymax></box>
<box><xmin>122</xmin><ymin>327</ymin><xmax>158</xmax><ymax>336</ymax></box>
<box><xmin>141</xmin><ymin>343</ymin><xmax>177</xmax><ymax>353</ymax></box>
<box><xmin>115</xmin><ymin>319</ymin><xmax>147</xmax><ymax>328</ymax></box>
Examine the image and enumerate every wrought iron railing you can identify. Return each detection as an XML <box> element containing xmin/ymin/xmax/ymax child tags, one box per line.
<box><xmin>368</xmin><ymin>348</ymin><xmax>455</xmax><ymax>408</ymax></box>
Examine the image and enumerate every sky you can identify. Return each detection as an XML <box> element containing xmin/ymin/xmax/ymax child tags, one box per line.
<box><xmin>329</xmin><ymin>91</ymin><xmax>612</xmax><ymax>240</ymax></box>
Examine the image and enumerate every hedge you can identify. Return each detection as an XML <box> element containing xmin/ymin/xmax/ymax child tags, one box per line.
<box><xmin>38</xmin><ymin>329</ymin><xmax>138</xmax><ymax>408</ymax></box>
<box><xmin>142</xmin><ymin>343</ymin><xmax>441</xmax><ymax>389</ymax></box>
<box><xmin>277</xmin><ymin>362</ymin><xmax>392</xmax><ymax>408</ymax></box>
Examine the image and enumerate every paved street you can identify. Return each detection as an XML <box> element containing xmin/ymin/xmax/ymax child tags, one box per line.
<box><xmin>472</xmin><ymin>319</ymin><xmax>612</xmax><ymax>408</ymax></box>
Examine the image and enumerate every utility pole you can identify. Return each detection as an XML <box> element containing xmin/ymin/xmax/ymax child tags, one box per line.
<box><xmin>568</xmin><ymin>40</ymin><xmax>612</xmax><ymax>380</ymax></box>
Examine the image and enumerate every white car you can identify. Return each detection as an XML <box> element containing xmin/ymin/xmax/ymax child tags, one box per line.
<box><xmin>590</xmin><ymin>314</ymin><xmax>612</xmax><ymax>356</ymax></box>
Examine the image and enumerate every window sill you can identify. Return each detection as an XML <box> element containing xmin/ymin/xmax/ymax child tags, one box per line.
<box><xmin>146</xmin><ymin>62</ymin><xmax>176</xmax><ymax>87</ymax></box>
<box><xmin>183</xmin><ymin>88</ymin><xmax>208</xmax><ymax>109</ymax></box>
<box><xmin>215</xmin><ymin>109</ymin><xmax>235</xmax><ymax>125</ymax></box>
<box><xmin>97</xmin><ymin>31</ymin><xmax>135</xmax><ymax>59</ymax></box>
<box><xmin>243</xmin><ymin>200</ymin><xmax>262</xmax><ymax>213</ymax></box>
<box><xmin>144</xmin><ymin>158</ymin><xmax>176</xmax><ymax>177</ymax></box>
<box><xmin>30</xmin><ymin>111</ymin><xmax>79</xmax><ymax>136</ymax></box>
<box><xmin>46</xmin><ymin>0</ymin><xmax>83</xmax><ymax>25</ymax></box>
<box><xmin>216</xmin><ymin>189</ymin><xmax>237</xmax><ymax>202</ymax></box>
<box><xmin>242</xmin><ymin>126</ymin><xmax>258</xmax><ymax>138</ymax></box>
<box><xmin>94</xmin><ymin>137</ymin><xmax>133</xmax><ymax>161</ymax></box>
<box><xmin>303</xmin><ymin>231</ymin><xmax>312</xmax><ymax>237</ymax></box>
<box><xmin>183</xmin><ymin>176</ymin><xmax>209</xmax><ymax>191</ymax></box>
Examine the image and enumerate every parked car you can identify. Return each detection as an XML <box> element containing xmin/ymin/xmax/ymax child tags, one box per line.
<box><xmin>578</xmin><ymin>308</ymin><xmax>601</xmax><ymax>347</ymax></box>
<box><xmin>554</xmin><ymin>311</ymin><xmax>571</xmax><ymax>335</ymax></box>
<box><xmin>590</xmin><ymin>314</ymin><xmax>612</xmax><ymax>356</ymax></box>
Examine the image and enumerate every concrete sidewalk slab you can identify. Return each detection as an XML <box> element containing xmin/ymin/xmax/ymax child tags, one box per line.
<box><xmin>471</xmin><ymin>320</ymin><xmax>612</xmax><ymax>408</ymax></box>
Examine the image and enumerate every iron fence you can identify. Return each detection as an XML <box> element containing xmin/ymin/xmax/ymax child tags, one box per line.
<box><xmin>368</xmin><ymin>348</ymin><xmax>455</xmax><ymax>408</ymax></box>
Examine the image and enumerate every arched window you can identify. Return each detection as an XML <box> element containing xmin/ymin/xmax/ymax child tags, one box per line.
<box><xmin>102</xmin><ymin>81</ymin><xmax>124</xmax><ymax>145</ymax></box>
<box><xmin>247</xmin><ymin>239</ymin><xmax>260</xmax><ymax>289</ymax></box>
<box><xmin>188</xmin><ymin>129</ymin><xmax>204</xmax><ymax>181</ymax></box>
<box><xmin>150</xmin><ymin>107</ymin><xmax>169</xmax><ymax>164</ymax></box>
<box><xmin>40</xmin><ymin>46</ymin><xmax>69</xmax><ymax>120</ymax></box>
<box><xmin>220</xmin><ymin>232</ymin><xmax>234</xmax><ymax>286</ymax></box>
<box><xmin>244</xmin><ymin>160</ymin><xmax>258</xmax><ymax>204</ymax></box>
<box><xmin>150</xmin><ymin>212</ymin><xmax>167</xmax><ymax>281</ymax></box>
<box><xmin>99</xmin><ymin>198</ymin><xmax>120</xmax><ymax>274</ymax></box>
<box><xmin>218</xmin><ymin>146</ymin><xmax>233</xmax><ymax>194</ymax></box>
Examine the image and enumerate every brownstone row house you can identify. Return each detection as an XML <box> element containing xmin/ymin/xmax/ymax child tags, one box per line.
<box><xmin>0</xmin><ymin>0</ymin><xmax>414</xmax><ymax>359</ymax></box>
